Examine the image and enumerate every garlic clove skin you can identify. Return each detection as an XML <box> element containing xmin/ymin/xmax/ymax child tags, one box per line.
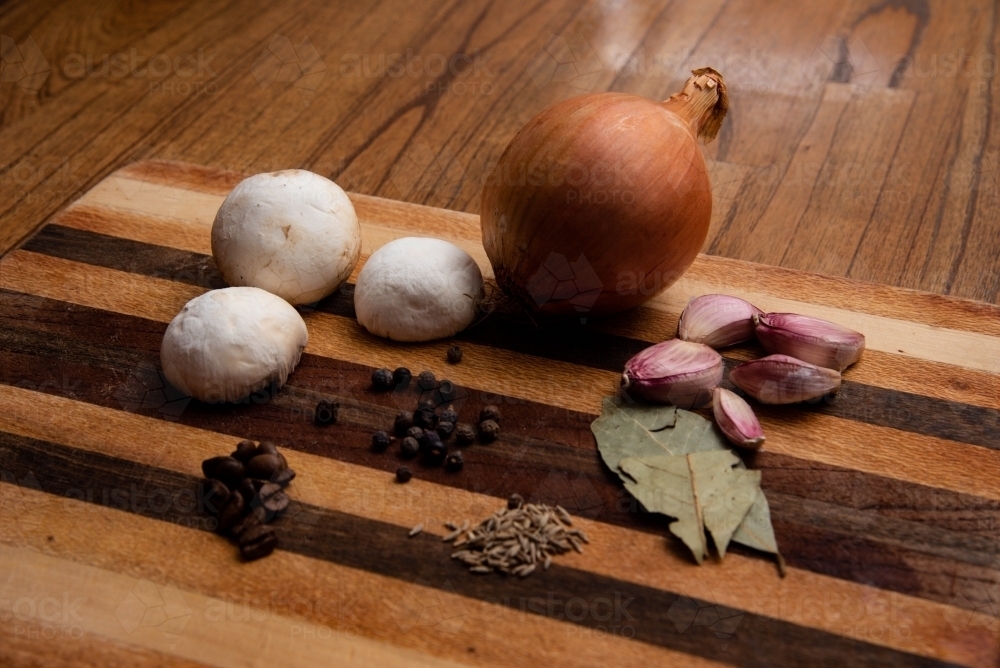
<box><xmin>729</xmin><ymin>354</ymin><xmax>842</xmax><ymax>405</ymax></box>
<box><xmin>621</xmin><ymin>339</ymin><xmax>723</xmax><ymax>409</ymax></box>
<box><xmin>754</xmin><ymin>313</ymin><xmax>865</xmax><ymax>371</ymax></box>
<box><xmin>712</xmin><ymin>387</ymin><xmax>765</xmax><ymax>449</ymax></box>
<box><xmin>678</xmin><ymin>294</ymin><xmax>763</xmax><ymax>348</ymax></box>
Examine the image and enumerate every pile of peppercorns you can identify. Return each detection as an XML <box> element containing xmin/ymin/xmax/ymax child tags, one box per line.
<box><xmin>198</xmin><ymin>440</ymin><xmax>297</xmax><ymax>561</ymax></box>
<box><xmin>367</xmin><ymin>360</ymin><xmax>500</xmax><ymax>484</ymax></box>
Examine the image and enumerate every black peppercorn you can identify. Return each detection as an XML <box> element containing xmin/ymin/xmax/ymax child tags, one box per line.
<box><xmin>440</xmin><ymin>405</ymin><xmax>458</xmax><ymax>424</ymax></box>
<box><xmin>480</xmin><ymin>404</ymin><xmax>501</xmax><ymax>423</ymax></box>
<box><xmin>438</xmin><ymin>380</ymin><xmax>457</xmax><ymax>402</ymax></box>
<box><xmin>394</xmin><ymin>411</ymin><xmax>414</xmax><ymax>435</ymax></box>
<box><xmin>371</xmin><ymin>367</ymin><xmax>395</xmax><ymax>391</ymax></box>
<box><xmin>508</xmin><ymin>493</ymin><xmax>524</xmax><ymax>510</ymax></box>
<box><xmin>413</xmin><ymin>407</ymin><xmax>438</xmax><ymax>430</ymax></box>
<box><xmin>406</xmin><ymin>426</ymin><xmax>424</xmax><ymax>441</ymax></box>
<box><xmin>446</xmin><ymin>346</ymin><xmax>463</xmax><ymax>364</ymax></box>
<box><xmin>418</xmin><ymin>428</ymin><xmax>441</xmax><ymax>450</ymax></box>
<box><xmin>396</xmin><ymin>466</ymin><xmax>412</xmax><ymax>483</ymax></box>
<box><xmin>445</xmin><ymin>450</ymin><xmax>464</xmax><ymax>471</ymax></box>
<box><xmin>400</xmin><ymin>436</ymin><xmax>420</xmax><ymax>458</ymax></box>
<box><xmin>417</xmin><ymin>370</ymin><xmax>436</xmax><ymax>390</ymax></box>
<box><xmin>393</xmin><ymin>367</ymin><xmax>412</xmax><ymax>386</ymax></box>
<box><xmin>454</xmin><ymin>423</ymin><xmax>475</xmax><ymax>445</ymax></box>
<box><xmin>478</xmin><ymin>419</ymin><xmax>500</xmax><ymax>443</ymax></box>
<box><xmin>315</xmin><ymin>399</ymin><xmax>339</xmax><ymax>425</ymax></box>
<box><xmin>371</xmin><ymin>430</ymin><xmax>394</xmax><ymax>452</ymax></box>
<box><xmin>424</xmin><ymin>440</ymin><xmax>447</xmax><ymax>465</ymax></box>
<box><xmin>436</xmin><ymin>421</ymin><xmax>455</xmax><ymax>439</ymax></box>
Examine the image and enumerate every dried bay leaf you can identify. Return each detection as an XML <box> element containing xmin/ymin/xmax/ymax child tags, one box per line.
<box><xmin>592</xmin><ymin>397</ymin><xmax>782</xmax><ymax>565</ymax></box>
<box><xmin>620</xmin><ymin>452</ymin><xmax>760</xmax><ymax>563</ymax></box>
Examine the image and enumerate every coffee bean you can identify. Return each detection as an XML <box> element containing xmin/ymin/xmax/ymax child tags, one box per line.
<box><xmin>257</xmin><ymin>483</ymin><xmax>289</xmax><ymax>514</ymax></box>
<box><xmin>237</xmin><ymin>478</ymin><xmax>258</xmax><ymax>502</ymax></box>
<box><xmin>436</xmin><ymin>421</ymin><xmax>455</xmax><ymax>439</ymax></box>
<box><xmin>254</xmin><ymin>441</ymin><xmax>279</xmax><ymax>457</ymax></box>
<box><xmin>231</xmin><ymin>439</ymin><xmax>257</xmax><ymax>463</ymax></box>
<box><xmin>396</xmin><ymin>466</ymin><xmax>412</xmax><ymax>483</ymax></box>
<box><xmin>202</xmin><ymin>456</ymin><xmax>245</xmax><ymax>488</ymax></box>
<box><xmin>400</xmin><ymin>437</ymin><xmax>420</xmax><ymax>458</ymax></box>
<box><xmin>216</xmin><ymin>490</ymin><xmax>246</xmax><ymax>534</ymax></box>
<box><xmin>246</xmin><ymin>453</ymin><xmax>283</xmax><ymax>479</ymax></box>
<box><xmin>478</xmin><ymin>419</ymin><xmax>500</xmax><ymax>443</ymax></box>
<box><xmin>197</xmin><ymin>479</ymin><xmax>230</xmax><ymax>516</ymax></box>
<box><xmin>270</xmin><ymin>468</ymin><xmax>296</xmax><ymax>487</ymax></box>
<box><xmin>232</xmin><ymin>505</ymin><xmax>267</xmax><ymax>537</ymax></box>
<box><xmin>454</xmin><ymin>423</ymin><xmax>475</xmax><ymax>446</ymax></box>
<box><xmin>480</xmin><ymin>405</ymin><xmax>501</xmax><ymax>423</ymax></box>
<box><xmin>239</xmin><ymin>525</ymin><xmax>278</xmax><ymax>561</ymax></box>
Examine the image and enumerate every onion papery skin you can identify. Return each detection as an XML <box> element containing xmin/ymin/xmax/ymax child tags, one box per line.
<box><xmin>481</xmin><ymin>92</ymin><xmax>713</xmax><ymax>318</ymax></box>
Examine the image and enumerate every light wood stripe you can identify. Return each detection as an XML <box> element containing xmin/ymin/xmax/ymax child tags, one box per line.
<box><xmin>50</xmin><ymin>205</ymin><xmax>1000</xmax><ymax>411</ymax></box>
<box><xmin>0</xmin><ymin>488</ymin><xmax>728</xmax><ymax>668</ymax></box>
<box><xmin>64</xmin><ymin>174</ymin><xmax>1000</xmax><ymax>374</ymax></box>
<box><xmin>0</xmin><ymin>384</ymin><xmax>994</xmax><ymax>667</ymax></box>
<box><xmin>3</xmin><ymin>251</ymin><xmax>998</xmax><ymax>503</ymax></box>
<box><xmin>0</xmin><ymin>541</ymin><xmax>467</xmax><ymax>668</ymax></box>
<box><xmin>1</xmin><ymin>618</ymin><xmax>209</xmax><ymax>668</ymax></box>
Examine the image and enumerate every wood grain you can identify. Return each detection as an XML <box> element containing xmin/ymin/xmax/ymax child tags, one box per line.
<box><xmin>2</xmin><ymin>0</ymin><xmax>1000</xmax><ymax>303</ymax></box>
<box><xmin>1</xmin><ymin>161</ymin><xmax>999</xmax><ymax>666</ymax></box>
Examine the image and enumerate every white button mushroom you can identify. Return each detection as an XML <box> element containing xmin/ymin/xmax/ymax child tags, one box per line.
<box><xmin>160</xmin><ymin>287</ymin><xmax>308</xmax><ymax>402</ymax></box>
<box><xmin>354</xmin><ymin>237</ymin><xmax>483</xmax><ymax>342</ymax></box>
<box><xmin>211</xmin><ymin>170</ymin><xmax>361</xmax><ymax>305</ymax></box>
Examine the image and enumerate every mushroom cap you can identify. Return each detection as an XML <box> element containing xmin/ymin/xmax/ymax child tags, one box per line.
<box><xmin>354</xmin><ymin>237</ymin><xmax>483</xmax><ymax>342</ymax></box>
<box><xmin>160</xmin><ymin>287</ymin><xmax>308</xmax><ymax>402</ymax></box>
<box><xmin>211</xmin><ymin>170</ymin><xmax>361</xmax><ymax>305</ymax></box>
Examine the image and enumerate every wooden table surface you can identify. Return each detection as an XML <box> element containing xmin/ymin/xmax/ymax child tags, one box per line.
<box><xmin>3</xmin><ymin>2</ymin><xmax>1000</xmax><ymax>667</ymax></box>
<box><xmin>2</xmin><ymin>0</ymin><xmax>999</xmax><ymax>304</ymax></box>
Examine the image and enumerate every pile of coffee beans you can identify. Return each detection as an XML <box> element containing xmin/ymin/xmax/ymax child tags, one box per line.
<box><xmin>199</xmin><ymin>440</ymin><xmax>297</xmax><ymax>561</ymax></box>
<box><xmin>367</xmin><ymin>367</ymin><xmax>502</xmax><ymax>483</ymax></box>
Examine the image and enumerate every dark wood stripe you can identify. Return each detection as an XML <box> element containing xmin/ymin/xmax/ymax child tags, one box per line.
<box><xmin>21</xmin><ymin>224</ymin><xmax>1000</xmax><ymax>451</ymax></box>
<box><xmin>3</xmin><ymin>289</ymin><xmax>998</xmax><ymax>614</ymax></box>
<box><xmin>0</xmin><ymin>431</ymin><xmax>958</xmax><ymax>668</ymax></box>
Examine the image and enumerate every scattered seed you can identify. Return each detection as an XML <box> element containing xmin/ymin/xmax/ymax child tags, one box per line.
<box><xmin>447</xmin><ymin>345</ymin><xmax>463</xmax><ymax>364</ymax></box>
<box><xmin>395</xmin><ymin>466</ymin><xmax>412</xmax><ymax>483</ymax></box>
<box><xmin>417</xmin><ymin>370</ymin><xmax>437</xmax><ymax>390</ymax></box>
<box><xmin>393</xmin><ymin>367</ymin><xmax>412</xmax><ymax>386</ymax></box>
<box><xmin>478</xmin><ymin>419</ymin><xmax>500</xmax><ymax>443</ymax></box>
<box><xmin>371</xmin><ymin>367</ymin><xmax>394</xmax><ymax>391</ymax></box>
<box><xmin>408</xmin><ymin>524</ymin><xmax>423</xmax><ymax>537</ymax></box>
<box><xmin>394</xmin><ymin>411</ymin><xmax>414</xmax><ymax>435</ymax></box>
<box><xmin>440</xmin><ymin>406</ymin><xmax>459</xmax><ymax>424</ymax></box>
<box><xmin>480</xmin><ymin>405</ymin><xmax>501</xmax><ymax>423</ymax></box>
<box><xmin>371</xmin><ymin>431</ymin><xmax>394</xmax><ymax>452</ymax></box>
<box><xmin>508</xmin><ymin>493</ymin><xmax>524</xmax><ymax>510</ymax></box>
<box><xmin>400</xmin><ymin>437</ymin><xmax>420</xmax><ymax>458</ymax></box>
<box><xmin>438</xmin><ymin>380</ymin><xmax>457</xmax><ymax>401</ymax></box>
<box><xmin>445</xmin><ymin>450</ymin><xmax>464</xmax><ymax>471</ymax></box>
<box><xmin>454</xmin><ymin>423</ymin><xmax>476</xmax><ymax>445</ymax></box>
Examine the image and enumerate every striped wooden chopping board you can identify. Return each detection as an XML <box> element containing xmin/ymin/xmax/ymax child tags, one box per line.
<box><xmin>1</xmin><ymin>160</ymin><xmax>998</xmax><ymax>668</ymax></box>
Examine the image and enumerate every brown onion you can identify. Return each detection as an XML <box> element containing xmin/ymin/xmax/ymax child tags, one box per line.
<box><xmin>480</xmin><ymin>68</ymin><xmax>728</xmax><ymax>317</ymax></box>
